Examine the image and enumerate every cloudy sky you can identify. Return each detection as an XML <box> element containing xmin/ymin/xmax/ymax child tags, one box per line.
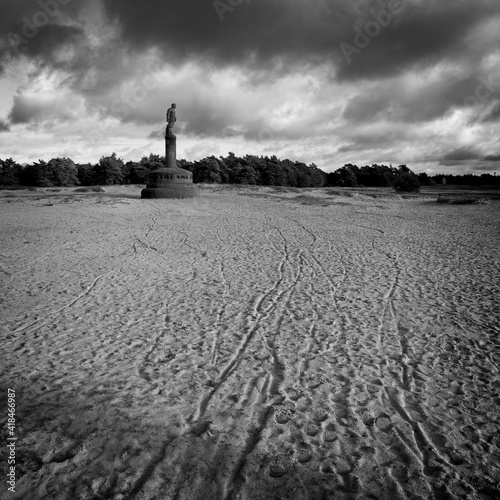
<box><xmin>0</xmin><ymin>0</ymin><xmax>499</xmax><ymax>174</ymax></box>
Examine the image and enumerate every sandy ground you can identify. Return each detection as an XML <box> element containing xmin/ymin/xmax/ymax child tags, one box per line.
<box><xmin>1</xmin><ymin>185</ymin><xmax>499</xmax><ymax>500</ymax></box>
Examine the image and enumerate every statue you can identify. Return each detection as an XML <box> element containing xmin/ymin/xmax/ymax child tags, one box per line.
<box><xmin>166</xmin><ymin>103</ymin><xmax>176</xmax><ymax>138</ymax></box>
<box><xmin>141</xmin><ymin>107</ymin><xmax>199</xmax><ymax>199</ymax></box>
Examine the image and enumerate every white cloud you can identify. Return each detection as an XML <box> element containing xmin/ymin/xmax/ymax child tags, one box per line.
<box><xmin>1</xmin><ymin>0</ymin><xmax>499</xmax><ymax>173</ymax></box>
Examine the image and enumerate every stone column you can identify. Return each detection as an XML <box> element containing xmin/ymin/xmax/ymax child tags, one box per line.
<box><xmin>165</xmin><ymin>136</ymin><xmax>176</xmax><ymax>167</ymax></box>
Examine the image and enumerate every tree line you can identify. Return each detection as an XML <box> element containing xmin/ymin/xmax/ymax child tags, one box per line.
<box><xmin>325</xmin><ymin>163</ymin><xmax>498</xmax><ymax>189</ymax></box>
<box><xmin>325</xmin><ymin>163</ymin><xmax>421</xmax><ymax>191</ymax></box>
<box><xmin>0</xmin><ymin>153</ymin><xmax>325</xmax><ymax>188</ymax></box>
<box><xmin>0</xmin><ymin>155</ymin><xmax>498</xmax><ymax>190</ymax></box>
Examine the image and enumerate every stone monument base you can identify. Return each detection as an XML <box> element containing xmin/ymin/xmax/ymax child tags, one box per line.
<box><xmin>141</xmin><ymin>166</ymin><xmax>198</xmax><ymax>199</ymax></box>
<box><xmin>141</xmin><ymin>185</ymin><xmax>199</xmax><ymax>199</ymax></box>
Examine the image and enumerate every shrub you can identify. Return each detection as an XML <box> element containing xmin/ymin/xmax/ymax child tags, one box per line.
<box><xmin>22</xmin><ymin>158</ymin><xmax>79</xmax><ymax>187</ymax></box>
<box><xmin>47</xmin><ymin>158</ymin><xmax>79</xmax><ymax>186</ymax></box>
<box><xmin>93</xmin><ymin>153</ymin><xmax>124</xmax><ymax>185</ymax></box>
<box><xmin>77</xmin><ymin>163</ymin><xmax>94</xmax><ymax>186</ymax></box>
<box><xmin>394</xmin><ymin>172</ymin><xmax>421</xmax><ymax>192</ymax></box>
<box><xmin>0</xmin><ymin>158</ymin><xmax>23</xmax><ymax>185</ymax></box>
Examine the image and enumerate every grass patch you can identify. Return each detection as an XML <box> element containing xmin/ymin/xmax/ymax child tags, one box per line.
<box><xmin>437</xmin><ymin>196</ymin><xmax>482</xmax><ymax>205</ymax></box>
<box><xmin>74</xmin><ymin>187</ymin><xmax>105</xmax><ymax>193</ymax></box>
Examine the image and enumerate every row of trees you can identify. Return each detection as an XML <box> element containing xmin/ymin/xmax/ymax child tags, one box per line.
<box><xmin>430</xmin><ymin>173</ymin><xmax>499</xmax><ymax>187</ymax></box>
<box><xmin>325</xmin><ymin>163</ymin><xmax>498</xmax><ymax>191</ymax></box>
<box><xmin>1</xmin><ymin>155</ymin><xmax>498</xmax><ymax>190</ymax></box>
<box><xmin>180</xmin><ymin>153</ymin><xmax>325</xmax><ymax>187</ymax></box>
<box><xmin>325</xmin><ymin>164</ymin><xmax>422</xmax><ymax>191</ymax></box>
<box><xmin>0</xmin><ymin>154</ymin><xmax>158</xmax><ymax>188</ymax></box>
<box><xmin>0</xmin><ymin>153</ymin><xmax>325</xmax><ymax>188</ymax></box>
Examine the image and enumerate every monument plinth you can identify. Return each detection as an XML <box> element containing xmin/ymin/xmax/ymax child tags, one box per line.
<box><xmin>141</xmin><ymin>105</ymin><xmax>198</xmax><ymax>199</ymax></box>
<box><xmin>165</xmin><ymin>136</ymin><xmax>176</xmax><ymax>167</ymax></box>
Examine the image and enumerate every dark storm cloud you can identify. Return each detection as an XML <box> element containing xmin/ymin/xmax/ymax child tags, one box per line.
<box><xmin>483</xmin><ymin>154</ymin><xmax>500</xmax><ymax>162</ymax></box>
<box><xmin>2</xmin><ymin>0</ymin><xmax>499</xmax><ymax>105</ymax></box>
<box><xmin>2</xmin><ymin>0</ymin><xmax>499</xmax><ymax>174</ymax></box>
<box><xmin>0</xmin><ymin>119</ymin><xmax>10</xmax><ymax>132</ymax></box>
<box><xmin>7</xmin><ymin>24</ymin><xmax>84</xmax><ymax>67</ymax></box>
<box><xmin>0</xmin><ymin>0</ymin><xmax>81</xmax><ymax>32</ymax></box>
<box><xmin>437</xmin><ymin>147</ymin><xmax>500</xmax><ymax>171</ymax></box>
<box><xmin>441</xmin><ymin>147</ymin><xmax>482</xmax><ymax>162</ymax></box>
<box><xmin>1</xmin><ymin>0</ymin><xmax>498</xmax><ymax>88</ymax></box>
<box><xmin>342</xmin><ymin>74</ymin><xmax>494</xmax><ymax>124</ymax></box>
<box><xmin>438</xmin><ymin>147</ymin><xmax>499</xmax><ymax>171</ymax></box>
<box><xmin>8</xmin><ymin>92</ymin><xmax>74</xmax><ymax>124</ymax></box>
<box><xmin>481</xmin><ymin>101</ymin><xmax>500</xmax><ymax>122</ymax></box>
<box><xmin>0</xmin><ymin>1</ymin><xmax>83</xmax><ymax>72</ymax></box>
<box><xmin>100</xmin><ymin>0</ymin><xmax>347</xmax><ymax>69</ymax></box>
<box><xmin>101</xmin><ymin>0</ymin><xmax>500</xmax><ymax>79</ymax></box>
<box><xmin>337</xmin><ymin>127</ymin><xmax>409</xmax><ymax>151</ymax></box>
<box><xmin>335</xmin><ymin>1</ymin><xmax>500</xmax><ymax>80</ymax></box>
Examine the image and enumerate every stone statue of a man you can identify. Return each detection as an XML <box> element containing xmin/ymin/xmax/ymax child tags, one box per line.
<box><xmin>166</xmin><ymin>103</ymin><xmax>177</xmax><ymax>138</ymax></box>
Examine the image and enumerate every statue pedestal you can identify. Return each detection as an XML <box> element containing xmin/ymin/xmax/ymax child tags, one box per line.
<box><xmin>141</xmin><ymin>166</ymin><xmax>199</xmax><ymax>198</ymax></box>
<box><xmin>141</xmin><ymin>135</ymin><xmax>198</xmax><ymax>199</ymax></box>
<box><xmin>165</xmin><ymin>136</ymin><xmax>176</xmax><ymax>167</ymax></box>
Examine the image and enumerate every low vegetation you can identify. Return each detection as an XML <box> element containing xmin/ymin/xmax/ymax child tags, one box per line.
<box><xmin>0</xmin><ymin>155</ymin><xmax>498</xmax><ymax>190</ymax></box>
<box><xmin>437</xmin><ymin>196</ymin><xmax>483</xmax><ymax>205</ymax></box>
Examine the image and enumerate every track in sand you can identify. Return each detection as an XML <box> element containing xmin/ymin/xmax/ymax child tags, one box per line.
<box><xmin>1</xmin><ymin>186</ymin><xmax>499</xmax><ymax>499</ymax></box>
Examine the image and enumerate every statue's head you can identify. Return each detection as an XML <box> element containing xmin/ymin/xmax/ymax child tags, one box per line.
<box><xmin>171</xmin><ymin>103</ymin><xmax>176</xmax><ymax>108</ymax></box>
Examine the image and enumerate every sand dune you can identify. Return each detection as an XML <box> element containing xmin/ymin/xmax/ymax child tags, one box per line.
<box><xmin>1</xmin><ymin>185</ymin><xmax>499</xmax><ymax>500</ymax></box>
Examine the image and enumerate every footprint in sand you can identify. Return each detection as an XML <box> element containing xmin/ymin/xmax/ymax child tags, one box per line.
<box><xmin>321</xmin><ymin>462</ymin><xmax>335</xmax><ymax>474</ymax></box>
<box><xmin>305</xmin><ymin>424</ymin><xmax>320</xmax><ymax>437</ymax></box>
<box><xmin>448</xmin><ymin>480</ymin><xmax>475</xmax><ymax>498</ymax></box>
<box><xmin>269</xmin><ymin>464</ymin><xmax>288</xmax><ymax>478</ymax></box>
<box><xmin>308</xmin><ymin>460</ymin><xmax>320</xmax><ymax>472</ymax></box>
<box><xmin>295</xmin><ymin>446</ymin><xmax>313</xmax><ymax>464</ymax></box>
<box><xmin>323</xmin><ymin>423</ymin><xmax>338</xmax><ymax>442</ymax></box>
<box><xmin>448</xmin><ymin>450</ymin><xmax>466</xmax><ymax>466</ymax></box>
<box><xmin>307</xmin><ymin>377</ymin><xmax>325</xmax><ymax>390</ymax></box>
<box><xmin>268</xmin><ymin>459</ymin><xmax>291</xmax><ymax>478</ymax></box>
<box><xmin>311</xmin><ymin>409</ymin><xmax>328</xmax><ymax>423</ymax></box>
<box><xmin>460</xmin><ymin>425</ymin><xmax>480</xmax><ymax>444</ymax></box>
<box><xmin>357</xmin><ymin>396</ymin><xmax>370</xmax><ymax>407</ymax></box>
<box><xmin>375</xmin><ymin>415</ymin><xmax>392</xmax><ymax>432</ymax></box>
<box><xmin>358</xmin><ymin>410</ymin><xmax>375</xmax><ymax>426</ymax></box>
<box><xmin>285</xmin><ymin>387</ymin><xmax>302</xmax><ymax>401</ymax></box>
<box><xmin>366</xmin><ymin>384</ymin><xmax>381</xmax><ymax>394</ymax></box>
<box><xmin>334</xmin><ymin>458</ymin><xmax>354</xmax><ymax>476</ymax></box>
<box><xmin>189</xmin><ymin>421</ymin><xmax>212</xmax><ymax>436</ymax></box>
<box><xmin>296</xmin><ymin>396</ymin><xmax>312</xmax><ymax>412</ymax></box>
<box><xmin>275</xmin><ymin>409</ymin><xmax>294</xmax><ymax>425</ymax></box>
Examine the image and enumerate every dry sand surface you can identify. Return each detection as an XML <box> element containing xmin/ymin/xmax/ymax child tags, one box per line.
<box><xmin>1</xmin><ymin>184</ymin><xmax>499</xmax><ymax>500</ymax></box>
